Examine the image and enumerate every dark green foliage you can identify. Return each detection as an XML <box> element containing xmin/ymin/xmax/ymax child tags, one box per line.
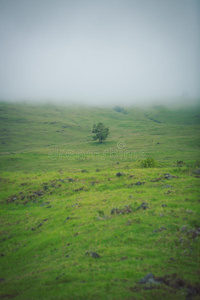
<box><xmin>113</xmin><ymin>106</ymin><xmax>127</xmax><ymax>114</ymax></box>
<box><xmin>97</xmin><ymin>210</ymin><xmax>105</xmax><ymax>217</ymax></box>
<box><xmin>141</xmin><ymin>157</ymin><xmax>159</xmax><ymax>168</ymax></box>
<box><xmin>92</xmin><ymin>122</ymin><xmax>109</xmax><ymax>143</ymax></box>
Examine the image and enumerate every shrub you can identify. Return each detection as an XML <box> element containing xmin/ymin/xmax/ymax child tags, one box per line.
<box><xmin>140</xmin><ymin>157</ymin><xmax>158</xmax><ymax>168</ymax></box>
<box><xmin>113</xmin><ymin>106</ymin><xmax>127</xmax><ymax>114</ymax></box>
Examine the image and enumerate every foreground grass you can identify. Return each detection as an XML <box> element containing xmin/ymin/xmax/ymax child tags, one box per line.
<box><xmin>0</xmin><ymin>102</ymin><xmax>200</xmax><ymax>299</ymax></box>
<box><xmin>1</xmin><ymin>165</ymin><xmax>200</xmax><ymax>299</ymax></box>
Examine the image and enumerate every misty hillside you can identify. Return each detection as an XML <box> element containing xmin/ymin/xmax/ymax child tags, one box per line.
<box><xmin>0</xmin><ymin>102</ymin><xmax>200</xmax><ymax>173</ymax></box>
<box><xmin>1</xmin><ymin>102</ymin><xmax>200</xmax><ymax>149</ymax></box>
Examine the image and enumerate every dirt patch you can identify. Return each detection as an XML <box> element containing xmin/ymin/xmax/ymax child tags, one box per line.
<box><xmin>133</xmin><ymin>273</ymin><xmax>200</xmax><ymax>299</ymax></box>
<box><xmin>0</xmin><ymin>293</ymin><xmax>20</xmax><ymax>299</ymax></box>
<box><xmin>111</xmin><ymin>205</ymin><xmax>132</xmax><ymax>215</ymax></box>
<box><xmin>74</xmin><ymin>187</ymin><xmax>85</xmax><ymax>192</ymax></box>
<box><xmin>151</xmin><ymin>177</ymin><xmax>162</xmax><ymax>182</ymax></box>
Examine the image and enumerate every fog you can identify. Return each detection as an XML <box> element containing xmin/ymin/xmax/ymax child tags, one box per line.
<box><xmin>0</xmin><ymin>0</ymin><xmax>199</xmax><ymax>105</ymax></box>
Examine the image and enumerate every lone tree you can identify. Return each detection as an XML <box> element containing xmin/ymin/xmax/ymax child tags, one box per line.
<box><xmin>92</xmin><ymin>122</ymin><xmax>109</xmax><ymax>143</ymax></box>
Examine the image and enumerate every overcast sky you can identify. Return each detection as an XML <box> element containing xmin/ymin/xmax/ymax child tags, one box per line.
<box><xmin>0</xmin><ymin>0</ymin><xmax>199</xmax><ymax>105</ymax></box>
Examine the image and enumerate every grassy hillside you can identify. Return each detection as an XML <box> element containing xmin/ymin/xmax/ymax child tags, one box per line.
<box><xmin>0</xmin><ymin>102</ymin><xmax>200</xmax><ymax>299</ymax></box>
<box><xmin>1</xmin><ymin>102</ymin><xmax>200</xmax><ymax>172</ymax></box>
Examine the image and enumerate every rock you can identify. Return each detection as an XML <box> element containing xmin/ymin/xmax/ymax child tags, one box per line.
<box><xmin>40</xmin><ymin>202</ymin><xmax>50</xmax><ymax>207</ymax></box>
<box><xmin>90</xmin><ymin>252</ymin><xmax>100</xmax><ymax>258</ymax></box>
<box><xmin>137</xmin><ymin>202</ymin><xmax>149</xmax><ymax>210</ymax></box>
<box><xmin>121</xmin><ymin>256</ymin><xmax>128</xmax><ymax>260</ymax></box>
<box><xmin>186</xmin><ymin>209</ymin><xmax>193</xmax><ymax>214</ymax></box>
<box><xmin>81</xmin><ymin>169</ymin><xmax>88</xmax><ymax>173</ymax></box>
<box><xmin>164</xmin><ymin>173</ymin><xmax>179</xmax><ymax>179</ymax></box>
<box><xmin>160</xmin><ymin>226</ymin><xmax>166</xmax><ymax>230</ymax></box>
<box><xmin>153</xmin><ymin>226</ymin><xmax>166</xmax><ymax>233</ymax></box>
<box><xmin>163</xmin><ymin>184</ymin><xmax>172</xmax><ymax>188</ymax></box>
<box><xmin>111</xmin><ymin>208</ymin><xmax>120</xmax><ymax>214</ymax></box>
<box><xmin>151</xmin><ymin>177</ymin><xmax>162</xmax><ymax>182</ymax></box>
<box><xmin>85</xmin><ymin>251</ymin><xmax>100</xmax><ymax>258</ymax></box>
<box><xmin>194</xmin><ymin>169</ymin><xmax>200</xmax><ymax>174</ymax></box>
<box><xmin>162</xmin><ymin>204</ymin><xmax>167</xmax><ymax>207</ymax></box>
<box><xmin>124</xmin><ymin>205</ymin><xmax>132</xmax><ymax>213</ymax></box>
<box><xmin>116</xmin><ymin>172</ymin><xmax>124</xmax><ymax>177</ymax></box>
<box><xmin>0</xmin><ymin>278</ymin><xmax>5</xmax><ymax>283</ymax></box>
<box><xmin>151</xmin><ymin>274</ymin><xmax>200</xmax><ymax>298</ymax></box>
<box><xmin>34</xmin><ymin>191</ymin><xmax>43</xmax><ymax>196</ymax></box>
<box><xmin>187</xmin><ymin>228</ymin><xmax>200</xmax><ymax>240</ymax></box>
<box><xmin>7</xmin><ymin>196</ymin><xmax>17</xmax><ymax>203</ymax></box>
<box><xmin>68</xmin><ymin>178</ymin><xmax>74</xmax><ymax>182</ymax></box>
<box><xmin>164</xmin><ymin>173</ymin><xmax>173</xmax><ymax>179</ymax></box>
<box><xmin>135</xmin><ymin>181</ymin><xmax>145</xmax><ymax>185</ymax></box>
<box><xmin>180</xmin><ymin>225</ymin><xmax>188</xmax><ymax>232</ymax></box>
<box><xmin>139</xmin><ymin>273</ymin><xmax>160</xmax><ymax>285</ymax></box>
<box><xmin>96</xmin><ymin>169</ymin><xmax>100</xmax><ymax>172</ymax></box>
<box><xmin>187</xmin><ymin>286</ymin><xmax>200</xmax><ymax>299</ymax></box>
<box><xmin>64</xmin><ymin>217</ymin><xmax>70</xmax><ymax>222</ymax></box>
<box><xmin>111</xmin><ymin>205</ymin><xmax>132</xmax><ymax>215</ymax></box>
<box><xmin>75</xmin><ymin>187</ymin><xmax>84</xmax><ymax>192</ymax></box>
<box><xmin>170</xmin><ymin>257</ymin><xmax>175</xmax><ymax>261</ymax></box>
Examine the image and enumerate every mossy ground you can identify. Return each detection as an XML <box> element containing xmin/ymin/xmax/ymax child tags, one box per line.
<box><xmin>0</xmin><ymin>102</ymin><xmax>200</xmax><ymax>299</ymax></box>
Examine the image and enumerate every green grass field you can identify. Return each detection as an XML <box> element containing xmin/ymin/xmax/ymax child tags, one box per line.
<box><xmin>0</xmin><ymin>101</ymin><xmax>200</xmax><ymax>299</ymax></box>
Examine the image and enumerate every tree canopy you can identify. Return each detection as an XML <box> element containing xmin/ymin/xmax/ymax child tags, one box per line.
<box><xmin>92</xmin><ymin>122</ymin><xmax>109</xmax><ymax>143</ymax></box>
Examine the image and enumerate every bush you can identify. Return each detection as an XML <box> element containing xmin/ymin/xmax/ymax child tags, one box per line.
<box><xmin>140</xmin><ymin>157</ymin><xmax>158</xmax><ymax>168</ymax></box>
<box><xmin>113</xmin><ymin>106</ymin><xmax>127</xmax><ymax>114</ymax></box>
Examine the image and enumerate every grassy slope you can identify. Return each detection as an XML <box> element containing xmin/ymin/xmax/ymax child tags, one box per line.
<box><xmin>1</xmin><ymin>102</ymin><xmax>200</xmax><ymax>171</ymax></box>
<box><xmin>0</xmin><ymin>102</ymin><xmax>200</xmax><ymax>300</ymax></box>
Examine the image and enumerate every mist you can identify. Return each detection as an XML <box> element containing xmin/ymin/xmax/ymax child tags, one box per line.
<box><xmin>0</xmin><ymin>0</ymin><xmax>199</xmax><ymax>106</ymax></box>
